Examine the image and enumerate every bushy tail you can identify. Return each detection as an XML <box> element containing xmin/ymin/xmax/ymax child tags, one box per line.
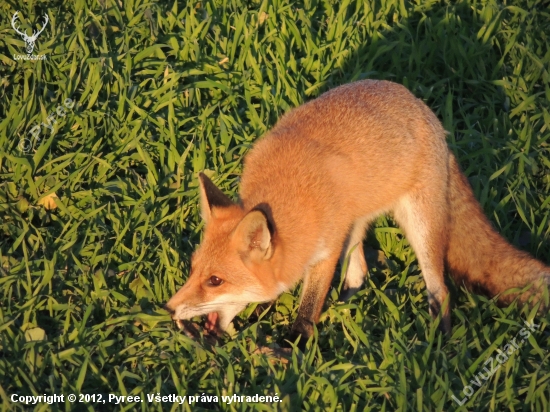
<box><xmin>445</xmin><ymin>153</ymin><xmax>550</xmax><ymax>307</ymax></box>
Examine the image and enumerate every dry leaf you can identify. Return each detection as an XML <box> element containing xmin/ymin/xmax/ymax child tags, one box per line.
<box><xmin>25</xmin><ymin>327</ymin><xmax>47</xmax><ymax>342</ymax></box>
<box><xmin>259</xmin><ymin>12</ymin><xmax>268</xmax><ymax>24</ymax></box>
<box><xmin>38</xmin><ymin>192</ymin><xmax>58</xmax><ymax>210</ymax></box>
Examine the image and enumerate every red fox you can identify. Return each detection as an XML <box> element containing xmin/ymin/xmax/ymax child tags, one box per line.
<box><xmin>165</xmin><ymin>80</ymin><xmax>549</xmax><ymax>345</ymax></box>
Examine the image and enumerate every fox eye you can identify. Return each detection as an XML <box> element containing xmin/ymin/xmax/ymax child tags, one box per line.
<box><xmin>209</xmin><ymin>276</ymin><xmax>224</xmax><ymax>286</ymax></box>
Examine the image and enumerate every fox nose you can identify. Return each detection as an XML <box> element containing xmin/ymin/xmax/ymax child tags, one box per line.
<box><xmin>163</xmin><ymin>303</ymin><xmax>175</xmax><ymax>316</ymax></box>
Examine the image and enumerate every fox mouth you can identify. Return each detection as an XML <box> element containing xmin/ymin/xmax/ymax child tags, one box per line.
<box><xmin>204</xmin><ymin>312</ymin><xmax>219</xmax><ymax>333</ymax></box>
<box><xmin>175</xmin><ymin>312</ymin><xmax>221</xmax><ymax>338</ymax></box>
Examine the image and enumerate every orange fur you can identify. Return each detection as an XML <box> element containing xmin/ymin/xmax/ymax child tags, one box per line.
<box><xmin>446</xmin><ymin>155</ymin><xmax>550</xmax><ymax>305</ymax></box>
<box><xmin>165</xmin><ymin>80</ymin><xmax>549</xmax><ymax>344</ymax></box>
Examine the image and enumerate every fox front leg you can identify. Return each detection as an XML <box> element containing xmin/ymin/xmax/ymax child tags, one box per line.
<box><xmin>289</xmin><ymin>253</ymin><xmax>340</xmax><ymax>350</ymax></box>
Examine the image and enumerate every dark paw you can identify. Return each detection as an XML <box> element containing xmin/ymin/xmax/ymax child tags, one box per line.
<box><xmin>284</xmin><ymin>333</ymin><xmax>307</xmax><ymax>352</ymax></box>
<box><xmin>429</xmin><ymin>298</ymin><xmax>451</xmax><ymax>336</ymax></box>
<box><xmin>288</xmin><ymin>320</ymin><xmax>314</xmax><ymax>351</ymax></box>
<box><xmin>338</xmin><ymin>285</ymin><xmax>360</xmax><ymax>302</ymax></box>
<box><xmin>439</xmin><ymin>314</ymin><xmax>452</xmax><ymax>336</ymax></box>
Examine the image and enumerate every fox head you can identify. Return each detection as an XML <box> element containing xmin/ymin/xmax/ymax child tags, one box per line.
<box><xmin>165</xmin><ymin>173</ymin><xmax>280</xmax><ymax>334</ymax></box>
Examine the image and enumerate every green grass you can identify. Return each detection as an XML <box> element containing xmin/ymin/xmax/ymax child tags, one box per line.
<box><xmin>1</xmin><ymin>0</ymin><xmax>550</xmax><ymax>410</ymax></box>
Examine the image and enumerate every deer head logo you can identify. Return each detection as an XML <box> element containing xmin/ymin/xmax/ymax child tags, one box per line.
<box><xmin>11</xmin><ymin>11</ymin><xmax>49</xmax><ymax>55</ymax></box>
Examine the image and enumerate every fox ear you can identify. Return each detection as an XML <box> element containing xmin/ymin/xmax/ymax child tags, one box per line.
<box><xmin>198</xmin><ymin>173</ymin><xmax>234</xmax><ymax>222</ymax></box>
<box><xmin>233</xmin><ymin>210</ymin><xmax>273</xmax><ymax>262</ymax></box>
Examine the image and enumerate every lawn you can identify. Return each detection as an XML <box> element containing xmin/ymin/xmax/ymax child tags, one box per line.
<box><xmin>1</xmin><ymin>0</ymin><xmax>549</xmax><ymax>410</ymax></box>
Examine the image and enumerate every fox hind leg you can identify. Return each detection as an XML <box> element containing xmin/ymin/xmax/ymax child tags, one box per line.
<box><xmin>393</xmin><ymin>186</ymin><xmax>451</xmax><ymax>334</ymax></box>
<box><xmin>339</xmin><ymin>216</ymin><xmax>371</xmax><ymax>301</ymax></box>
